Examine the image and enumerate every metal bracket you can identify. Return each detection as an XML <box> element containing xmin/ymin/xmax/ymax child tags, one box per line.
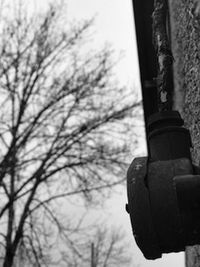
<box><xmin>127</xmin><ymin>157</ymin><xmax>161</xmax><ymax>259</ymax></box>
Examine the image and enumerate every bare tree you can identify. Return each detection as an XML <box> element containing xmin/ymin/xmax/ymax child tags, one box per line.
<box><xmin>62</xmin><ymin>226</ymin><xmax>132</xmax><ymax>267</ymax></box>
<box><xmin>0</xmin><ymin>1</ymin><xmax>139</xmax><ymax>266</ymax></box>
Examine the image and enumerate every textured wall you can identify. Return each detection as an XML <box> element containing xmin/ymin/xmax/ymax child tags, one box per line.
<box><xmin>169</xmin><ymin>0</ymin><xmax>200</xmax><ymax>266</ymax></box>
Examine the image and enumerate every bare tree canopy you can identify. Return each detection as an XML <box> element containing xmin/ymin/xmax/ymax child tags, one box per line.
<box><xmin>64</xmin><ymin>226</ymin><xmax>132</xmax><ymax>267</ymax></box>
<box><xmin>0</xmin><ymin>1</ymin><xmax>139</xmax><ymax>266</ymax></box>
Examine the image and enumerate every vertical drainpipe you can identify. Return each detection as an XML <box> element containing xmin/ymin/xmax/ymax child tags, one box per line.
<box><xmin>131</xmin><ymin>0</ymin><xmax>157</xmax><ymax>154</ymax></box>
<box><xmin>131</xmin><ymin>0</ymin><xmax>174</xmax><ymax>152</ymax></box>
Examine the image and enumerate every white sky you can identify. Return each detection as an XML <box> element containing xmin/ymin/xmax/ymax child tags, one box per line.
<box><xmin>66</xmin><ymin>1</ymin><xmax>184</xmax><ymax>266</ymax></box>
<box><xmin>27</xmin><ymin>0</ymin><xmax>184</xmax><ymax>266</ymax></box>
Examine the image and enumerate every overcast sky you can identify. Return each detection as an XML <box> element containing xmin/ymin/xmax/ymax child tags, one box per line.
<box><xmin>27</xmin><ymin>0</ymin><xmax>184</xmax><ymax>266</ymax></box>
<box><xmin>66</xmin><ymin>1</ymin><xmax>184</xmax><ymax>266</ymax></box>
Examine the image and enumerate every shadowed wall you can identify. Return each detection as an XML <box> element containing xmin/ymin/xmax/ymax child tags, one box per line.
<box><xmin>169</xmin><ymin>0</ymin><xmax>200</xmax><ymax>266</ymax></box>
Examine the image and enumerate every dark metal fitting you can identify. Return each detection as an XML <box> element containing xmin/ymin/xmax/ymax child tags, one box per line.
<box><xmin>126</xmin><ymin>111</ymin><xmax>200</xmax><ymax>259</ymax></box>
<box><xmin>148</xmin><ymin>111</ymin><xmax>192</xmax><ymax>161</ymax></box>
<box><xmin>126</xmin><ymin>157</ymin><xmax>161</xmax><ymax>260</ymax></box>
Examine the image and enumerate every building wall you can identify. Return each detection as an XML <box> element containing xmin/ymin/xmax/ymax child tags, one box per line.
<box><xmin>169</xmin><ymin>0</ymin><xmax>200</xmax><ymax>266</ymax></box>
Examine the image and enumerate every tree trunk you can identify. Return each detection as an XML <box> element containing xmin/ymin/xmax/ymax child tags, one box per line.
<box><xmin>3</xmin><ymin>248</ymin><xmax>15</xmax><ymax>267</ymax></box>
<box><xmin>169</xmin><ymin>0</ymin><xmax>200</xmax><ymax>266</ymax></box>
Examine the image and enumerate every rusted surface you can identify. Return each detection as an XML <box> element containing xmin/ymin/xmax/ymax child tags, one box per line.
<box><xmin>127</xmin><ymin>157</ymin><xmax>161</xmax><ymax>259</ymax></box>
<box><xmin>127</xmin><ymin>156</ymin><xmax>199</xmax><ymax>258</ymax></box>
<box><xmin>152</xmin><ymin>0</ymin><xmax>173</xmax><ymax>111</ymax></box>
<box><xmin>148</xmin><ymin>159</ymin><xmax>192</xmax><ymax>253</ymax></box>
<box><xmin>174</xmin><ymin>174</ymin><xmax>200</xmax><ymax>245</ymax></box>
